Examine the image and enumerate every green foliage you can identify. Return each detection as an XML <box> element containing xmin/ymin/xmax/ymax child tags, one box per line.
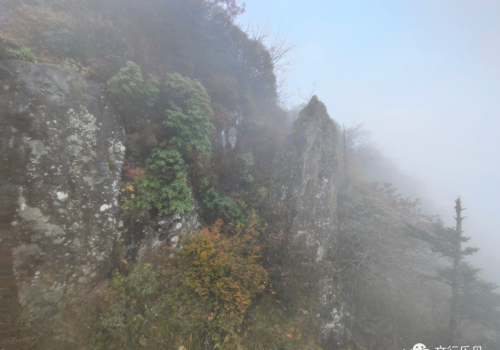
<box><xmin>241</xmin><ymin>294</ymin><xmax>323</xmax><ymax>350</ymax></box>
<box><xmin>163</xmin><ymin>72</ymin><xmax>212</xmax><ymax>109</ymax></box>
<box><xmin>106</xmin><ymin>61</ymin><xmax>160</xmax><ymax>112</ymax></box>
<box><xmin>438</xmin><ymin>262</ymin><xmax>500</xmax><ymax>346</ymax></box>
<box><xmin>164</xmin><ymin>98</ymin><xmax>214</xmax><ymax>155</ymax></box>
<box><xmin>6</xmin><ymin>45</ymin><xmax>36</xmax><ymax>62</ymax></box>
<box><xmin>407</xmin><ymin>221</ymin><xmax>478</xmax><ymax>259</ymax></box>
<box><xmin>99</xmin><ymin>264</ymin><xmax>159</xmax><ymax>348</ymax></box>
<box><xmin>107</xmin><ymin>64</ymin><xmax>214</xmax><ymax>155</ymax></box>
<box><xmin>124</xmin><ymin>149</ymin><xmax>192</xmax><ymax>215</ymax></box>
<box><xmin>160</xmin><ymin>73</ymin><xmax>214</xmax><ymax>155</ymax></box>
<box><xmin>236</xmin><ymin>152</ymin><xmax>254</xmax><ymax>184</ymax></box>
<box><xmin>202</xmin><ymin>188</ymin><xmax>241</xmax><ymax>219</ymax></box>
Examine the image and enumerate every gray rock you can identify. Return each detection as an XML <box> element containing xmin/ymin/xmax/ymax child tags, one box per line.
<box><xmin>135</xmin><ymin>199</ymin><xmax>202</xmax><ymax>263</ymax></box>
<box><xmin>272</xmin><ymin>95</ymin><xmax>339</xmax><ymax>258</ymax></box>
<box><xmin>0</xmin><ymin>60</ymin><xmax>124</xmax><ymax>333</ymax></box>
<box><xmin>272</xmin><ymin>95</ymin><xmax>341</xmax><ymax>346</ymax></box>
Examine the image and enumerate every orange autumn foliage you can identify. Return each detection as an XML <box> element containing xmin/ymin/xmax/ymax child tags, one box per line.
<box><xmin>98</xmin><ymin>214</ymin><xmax>268</xmax><ymax>348</ymax></box>
<box><xmin>159</xmin><ymin>213</ymin><xmax>268</xmax><ymax>337</ymax></box>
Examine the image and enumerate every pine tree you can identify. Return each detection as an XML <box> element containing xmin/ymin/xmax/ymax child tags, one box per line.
<box><xmin>408</xmin><ymin>197</ymin><xmax>478</xmax><ymax>343</ymax></box>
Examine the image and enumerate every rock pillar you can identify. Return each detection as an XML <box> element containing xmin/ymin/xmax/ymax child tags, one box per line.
<box><xmin>273</xmin><ymin>95</ymin><xmax>339</xmax><ymax>257</ymax></box>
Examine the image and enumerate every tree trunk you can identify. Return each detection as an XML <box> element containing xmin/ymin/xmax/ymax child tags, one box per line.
<box><xmin>449</xmin><ymin>197</ymin><xmax>463</xmax><ymax>344</ymax></box>
<box><xmin>343</xmin><ymin>124</ymin><xmax>349</xmax><ymax>188</ymax></box>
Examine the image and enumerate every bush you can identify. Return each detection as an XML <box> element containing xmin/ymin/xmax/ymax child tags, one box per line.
<box><xmin>106</xmin><ymin>61</ymin><xmax>160</xmax><ymax>113</ymax></box>
<box><xmin>162</xmin><ymin>73</ymin><xmax>215</xmax><ymax>155</ymax></box>
<box><xmin>164</xmin><ymin>98</ymin><xmax>214</xmax><ymax>155</ymax></box>
<box><xmin>107</xmin><ymin>64</ymin><xmax>214</xmax><ymax>155</ymax></box>
<box><xmin>163</xmin><ymin>72</ymin><xmax>212</xmax><ymax>108</ymax></box>
<box><xmin>6</xmin><ymin>45</ymin><xmax>36</xmax><ymax>62</ymax></box>
<box><xmin>201</xmin><ymin>188</ymin><xmax>241</xmax><ymax>219</ymax></box>
<box><xmin>123</xmin><ymin>149</ymin><xmax>192</xmax><ymax>215</ymax></box>
<box><xmin>236</xmin><ymin>152</ymin><xmax>254</xmax><ymax>184</ymax></box>
<box><xmin>97</xmin><ymin>216</ymin><xmax>267</xmax><ymax>349</ymax></box>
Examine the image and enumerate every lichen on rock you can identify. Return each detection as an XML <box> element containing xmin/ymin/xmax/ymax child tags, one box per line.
<box><xmin>0</xmin><ymin>60</ymin><xmax>125</xmax><ymax>337</ymax></box>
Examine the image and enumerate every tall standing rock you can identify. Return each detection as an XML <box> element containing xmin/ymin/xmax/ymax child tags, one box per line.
<box><xmin>273</xmin><ymin>96</ymin><xmax>343</xmax><ymax>349</ymax></box>
<box><xmin>273</xmin><ymin>96</ymin><xmax>339</xmax><ymax>258</ymax></box>
<box><xmin>0</xmin><ymin>60</ymin><xmax>125</xmax><ymax>346</ymax></box>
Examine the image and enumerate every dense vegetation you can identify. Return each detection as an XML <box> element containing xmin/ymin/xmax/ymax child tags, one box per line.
<box><xmin>1</xmin><ymin>0</ymin><xmax>499</xmax><ymax>349</ymax></box>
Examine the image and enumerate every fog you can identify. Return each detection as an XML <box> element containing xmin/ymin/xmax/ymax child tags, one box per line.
<box><xmin>240</xmin><ymin>0</ymin><xmax>500</xmax><ymax>283</ymax></box>
<box><xmin>2</xmin><ymin>0</ymin><xmax>499</xmax><ymax>347</ymax></box>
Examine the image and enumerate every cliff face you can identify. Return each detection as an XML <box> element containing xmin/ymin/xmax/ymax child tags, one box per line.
<box><xmin>273</xmin><ymin>96</ymin><xmax>339</xmax><ymax>258</ymax></box>
<box><xmin>0</xmin><ymin>60</ymin><xmax>124</xmax><ymax>332</ymax></box>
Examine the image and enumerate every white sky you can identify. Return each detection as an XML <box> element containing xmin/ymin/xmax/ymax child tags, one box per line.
<box><xmin>240</xmin><ymin>0</ymin><xmax>500</xmax><ymax>283</ymax></box>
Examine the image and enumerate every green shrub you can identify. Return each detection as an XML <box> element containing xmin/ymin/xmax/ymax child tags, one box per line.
<box><xmin>124</xmin><ymin>149</ymin><xmax>192</xmax><ymax>215</ymax></box>
<box><xmin>107</xmin><ymin>64</ymin><xmax>214</xmax><ymax>155</ymax></box>
<box><xmin>164</xmin><ymin>98</ymin><xmax>214</xmax><ymax>155</ymax></box>
<box><xmin>236</xmin><ymin>152</ymin><xmax>254</xmax><ymax>184</ymax></box>
<box><xmin>162</xmin><ymin>73</ymin><xmax>215</xmax><ymax>155</ymax></box>
<box><xmin>201</xmin><ymin>188</ymin><xmax>241</xmax><ymax>218</ymax></box>
<box><xmin>106</xmin><ymin>61</ymin><xmax>160</xmax><ymax>112</ymax></box>
<box><xmin>6</xmin><ymin>45</ymin><xmax>36</xmax><ymax>62</ymax></box>
<box><xmin>163</xmin><ymin>72</ymin><xmax>212</xmax><ymax>108</ymax></box>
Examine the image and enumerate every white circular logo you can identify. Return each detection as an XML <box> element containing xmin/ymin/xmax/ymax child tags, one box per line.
<box><xmin>412</xmin><ymin>344</ymin><xmax>428</xmax><ymax>350</ymax></box>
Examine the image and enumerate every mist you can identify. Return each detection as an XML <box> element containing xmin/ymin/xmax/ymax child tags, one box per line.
<box><xmin>1</xmin><ymin>0</ymin><xmax>499</xmax><ymax>348</ymax></box>
<box><xmin>241</xmin><ymin>0</ymin><xmax>500</xmax><ymax>284</ymax></box>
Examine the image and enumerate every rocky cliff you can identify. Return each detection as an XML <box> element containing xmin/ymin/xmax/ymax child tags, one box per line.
<box><xmin>0</xmin><ymin>60</ymin><xmax>125</xmax><ymax>341</ymax></box>
<box><xmin>273</xmin><ymin>96</ymin><xmax>339</xmax><ymax>258</ymax></box>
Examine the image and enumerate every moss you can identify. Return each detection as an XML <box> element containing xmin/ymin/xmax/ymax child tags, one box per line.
<box><xmin>107</xmin><ymin>160</ymin><xmax>117</xmax><ymax>171</ymax></box>
<box><xmin>5</xmin><ymin>45</ymin><xmax>37</xmax><ymax>62</ymax></box>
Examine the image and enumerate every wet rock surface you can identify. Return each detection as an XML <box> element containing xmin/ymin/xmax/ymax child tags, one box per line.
<box><xmin>0</xmin><ymin>60</ymin><xmax>124</xmax><ymax>328</ymax></box>
<box><xmin>272</xmin><ymin>95</ymin><xmax>339</xmax><ymax>257</ymax></box>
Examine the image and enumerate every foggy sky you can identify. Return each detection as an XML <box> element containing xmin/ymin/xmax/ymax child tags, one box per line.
<box><xmin>240</xmin><ymin>0</ymin><xmax>500</xmax><ymax>283</ymax></box>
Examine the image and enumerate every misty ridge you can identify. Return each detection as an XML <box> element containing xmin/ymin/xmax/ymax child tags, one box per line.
<box><xmin>0</xmin><ymin>0</ymin><xmax>498</xmax><ymax>350</ymax></box>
